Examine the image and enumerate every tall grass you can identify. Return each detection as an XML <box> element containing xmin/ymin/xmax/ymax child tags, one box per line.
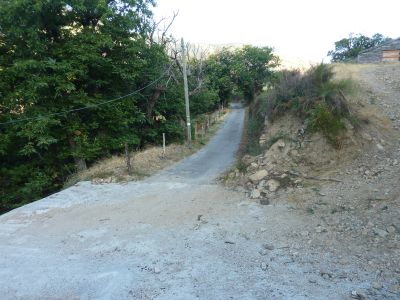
<box><xmin>266</xmin><ymin>63</ymin><xmax>354</xmax><ymax>147</ymax></box>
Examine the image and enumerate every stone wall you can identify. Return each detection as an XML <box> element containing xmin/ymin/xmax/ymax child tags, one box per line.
<box><xmin>358</xmin><ymin>38</ymin><xmax>400</xmax><ymax>64</ymax></box>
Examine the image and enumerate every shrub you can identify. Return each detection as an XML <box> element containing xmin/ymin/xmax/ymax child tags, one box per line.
<box><xmin>266</xmin><ymin>63</ymin><xmax>354</xmax><ymax>145</ymax></box>
<box><xmin>307</xmin><ymin>103</ymin><xmax>345</xmax><ymax>147</ymax></box>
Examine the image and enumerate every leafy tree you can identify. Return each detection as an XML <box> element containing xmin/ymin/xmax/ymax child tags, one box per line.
<box><xmin>233</xmin><ymin>45</ymin><xmax>279</xmax><ymax>103</ymax></box>
<box><xmin>327</xmin><ymin>33</ymin><xmax>391</xmax><ymax>62</ymax></box>
<box><xmin>0</xmin><ymin>0</ymin><xmax>169</xmax><ymax>212</ymax></box>
<box><xmin>205</xmin><ymin>49</ymin><xmax>236</xmax><ymax>106</ymax></box>
<box><xmin>0</xmin><ymin>1</ymin><xmax>279</xmax><ymax>213</ymax></box>
<box><xmin>205</xmin><ymin>46</ymin><xmax>279</xmax><ymax>105</ymax></box>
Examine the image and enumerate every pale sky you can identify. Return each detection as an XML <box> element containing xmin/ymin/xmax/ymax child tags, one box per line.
<box><xmin>153</xmin><ymin>0</ymin><xmax>399</xmax><ymax>66</ymax></box>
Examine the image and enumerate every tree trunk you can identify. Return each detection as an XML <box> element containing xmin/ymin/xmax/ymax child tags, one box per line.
<box><xmin>68</xmin><ymin>137</ymin><xmax>87</xmax><ymax>171</ymax></box>
<box><xmin>146</xmin><ymin>87</ymin><xmax>164</xmax><ymax>120</ymax></box>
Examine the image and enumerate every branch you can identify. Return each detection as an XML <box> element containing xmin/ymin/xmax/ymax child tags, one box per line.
<box><xmin>288</xmin><ymin>171</ymin><xmax>342</xmax><ymax>183</ymax></box>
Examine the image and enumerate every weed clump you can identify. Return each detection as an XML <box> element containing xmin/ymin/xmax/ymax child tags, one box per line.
<box><xmin>266</xmin><ymin>63</ymin><xmax>354</xmax><ymax>147</ymax></box>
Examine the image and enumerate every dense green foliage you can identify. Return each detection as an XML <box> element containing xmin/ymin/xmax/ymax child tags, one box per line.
<box><xmin>327</xmin><ymin>33</ymin><xmax>391</xmax><ymax>62</ymax></box>
<box><xmin>0</xmin><ymin>1</ymin><xmax>279</xmax><ymax>213</ymax></box>
<box><xmin>206</xmin><ymin>46</ymin><xmax>279</xmax><ymax>104</ymax></box>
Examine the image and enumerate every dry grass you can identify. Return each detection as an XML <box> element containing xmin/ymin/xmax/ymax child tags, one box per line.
<box><xmin>65</xmin><ymin>110</ymin><xmax>229</xmax><ymax>187</ymax></box>
<box><xmin>332</xmin><ymin>63</ymin><xmax>393</xmax><ymax>132</ymax></box>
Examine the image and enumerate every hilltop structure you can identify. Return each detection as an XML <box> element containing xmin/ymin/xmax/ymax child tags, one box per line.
<box><xmin>358</xmin><ymin>38</ymin><xmax>400</xmax><ymax>63</ymax></box>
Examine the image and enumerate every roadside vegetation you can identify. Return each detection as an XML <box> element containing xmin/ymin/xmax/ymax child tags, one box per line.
<box><xmin>0</xmin><ymin>1</ymin><xmax>279</xmax><ymax>213</ymax></box>
<box><xmin>65</xmin><ymin>108</ymin><xmax>229</xmax><ymax>186</ymax></box>
<box><xmin>244</xmin><ymin>63</ymin><xmax>356</xmax><ymax>155</ymax></box>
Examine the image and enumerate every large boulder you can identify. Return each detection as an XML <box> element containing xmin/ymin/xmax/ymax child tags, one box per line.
<box><xmin>249</xmin><ymin>169</ymin><xmax>269</xmax><ymax>183</ymax></box>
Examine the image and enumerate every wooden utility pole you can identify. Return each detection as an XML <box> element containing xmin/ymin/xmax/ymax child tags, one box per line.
<box><xmin>181</xmin><ymin>38</ymin><xmax>192</xmax><ymax>144</ymax></box>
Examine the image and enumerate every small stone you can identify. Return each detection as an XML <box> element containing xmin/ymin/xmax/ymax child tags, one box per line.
<box><xmin>316</xmin><ymin>226</ymin><xmax>327</xmax><ymax>233</ymax></box>
<box><xmin>262</xmin><ymin>243</ymin><xmax>274</xmax><ymax>250</ymax></box>
<box><xmin>266</xmin><ymin>179</ymin><xmax>280</xmax><ymax>192</ymax></box>
<box><xmin>250</xmin><ymin>189</ymin><xmax>261</xmax><ymax>199</ymax></box>
<box><xmin>361</xmin><ymin>132</ymin><xmax>373</xmax><ymax>141</ymax></box>
<box><xmin>373</xmin><ymin>228</ymin><xmax>388</xmax><ymax>238</ymax></box>
<box><xmin>260</xmin><ymin>262</ymin><xmax>268</xmax><ymax>271</ymax></box>
<box><xmin>154</xmin><ymin>267</ymin><xmax>161</xmax><ymax>274</ymax></box>
<box><xmin>387</xmin><ymin>225</ymin><xmax>396</xmax><ymax>234</ymax></box>
<box><xmin>272</xmin><ymin>139</ymin><xmax>286</xmax><ymax>149</ymax></box>
<box><xmin>259</xmin><ymin>198</ymin><xmax>270</xmax><ymax>205</ymax></box>
<box><xmin>389</xmin><ymin>284</ymin><xmax>400</xmax><ymax>294</ymax></box>
<box><xmin>376</xmin><ymin>143</ymin><xmax>384</xmax><ymax>151</ymax></box>
<box><xmin>372</xmin><ymin>282</ymin><xmax>382</xmax><ymax>290</ymax></box>
<box><xmin>322</xmin><ymin>273</ymin><xmax>330</xmax><ymax>280</ymax></box>
<box><xmin>351</xmin><ymin>290</ymin><xmax>366</xmax><ymax>299</ymax></box>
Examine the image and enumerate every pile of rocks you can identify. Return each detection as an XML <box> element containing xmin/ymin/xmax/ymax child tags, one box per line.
<box><xmin>227</xmin><ymin>138</ymin><xmax>305</xmax><ymax>204</ymax></box>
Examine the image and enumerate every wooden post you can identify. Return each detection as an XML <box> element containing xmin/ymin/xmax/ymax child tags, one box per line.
<box><xmin>162</xmin><ymin>133</ymin><xmax>166</xmax><ymax>157</ymax></box>
<box><xmin>181</xmin><ymin>38</ymin><xmax>192</xmax><ymax>145</ymax></box>
<box><xmin>125</xmin><ymin>143</ymin><xmax>132</xmax><ymax>175</ymax></box>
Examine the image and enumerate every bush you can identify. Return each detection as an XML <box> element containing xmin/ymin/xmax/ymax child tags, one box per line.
<box><xmin>266</xmin><ymin>63</ymin><xmax>353</xmax><ymax>145</ymax></box>
<box><xmin>307</xmin><ymin>103</ymin><xmax>345</xmax><ymax>147</ymax></box>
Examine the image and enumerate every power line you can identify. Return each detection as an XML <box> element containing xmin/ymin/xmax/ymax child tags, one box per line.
<box><xmin>0</xmin><ymin>71</ymin><xmax>167</xmax><ymax>126</ymax></box>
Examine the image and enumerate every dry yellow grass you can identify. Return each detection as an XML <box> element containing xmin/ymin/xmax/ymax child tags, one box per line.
<box><xmin>65</xmin><ymin>110</ymin><xmax>228</xmax><ymax>187</ymax></box>
<box><xmin>332</xmin><ymin>63</ymin><xmax>393</xmax><ymax>132</ymax></box>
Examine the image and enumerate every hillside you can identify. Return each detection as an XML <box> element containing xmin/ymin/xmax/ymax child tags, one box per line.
<box><xmin>225</xmin><ymin>62</ymin><xmax>400</xmax><ymax>298</ymax></box>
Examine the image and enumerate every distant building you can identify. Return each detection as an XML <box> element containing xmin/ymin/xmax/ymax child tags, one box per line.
<box><xmin>357</xmin><ymin>38</ymin><xmax>400</xmax><ymax>63</ymax></box>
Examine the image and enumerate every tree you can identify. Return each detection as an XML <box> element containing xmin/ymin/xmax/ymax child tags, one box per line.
<box><xmin>205</xmin><ymin>46</ymin><xmax>279</xmax><ymax>105</ymax></box>
<box><xmin>0</xmin><ymin>0</ymin><xmax>168</xmax><ymax>212</ymax></box>
<box><xmin>205</xmin><ymin>48</ymin><xmax>236</xmax><ymax>106</ymax></box>
<box><xmin>327</xmin><ymin>33</ymin><xmax>391</xmax><ymax>62</ymax></box>
<box><xmin>232</xmin><ymin>46</ymin><xmax>279</xmax><ymax>103</ymax></box>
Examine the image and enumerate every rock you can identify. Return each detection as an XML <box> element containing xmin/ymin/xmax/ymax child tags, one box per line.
<box><xmin>387</xmin><ymin>225</ymin><xmax>397</xmax><ymax>234</ymax></box>
<box><xmin>250</xmin><ymin>189</ymin><xmax>261</xmax><ymax>199</ymax></box>
<box><xmin>361</xmin><ymin>132</ymin><xmax>373</xmax><ymax>141</ymax></box>
<box><xmin>250</xmin><ymin>162</ymin><xmax>258</xmax><ymax>169</ymax></box>
<box><xmin>154</xmin><ymin>267</ymin><xmax>161</xmax><ymax>274</ymax></box>
<box><xmin>372</xmin><ymin>282</ymin><xmax>382</xmax><ymax>290</ymax></box>
<box><xmin>351</xmin><ymin>290</ymin><xmax>366</xmax><ymax>299</ymax></box>
<box><xmin>373</xmin><ymin>228</ymin><xmax>388</xmax><ymax>238</ymax></box>
<box><xmin>316</xmin><ymin>226</ymin><xmax>327</xmax><ymax>233</ymax></box>
<box><xmin>376</xmin><ymin>143</ymin><xmax>384</xmax><ymax>151</ymax></box>
<box><xmin>322</xmin><ymin>273</ymin><xmax>330</xmax><ymax>280</ymax></box>
<box><xmin>262</xmin><ymin>243</ymin><xmax>274</xmax><ymax>250</ymax></box>
<box><xmin>260</xmin><ymin>262</ymin><xmax>268</xmax><ymax>271</ymax></box>
<box><xmin>276</xmin><ymin>139</ymin><xmax>286</xmax><ymax>149</ymax></box>
<box><xmin>257</xmin><ymin>180</ymin><xmax>266</xmax><ymax>188</ymax></box>
<box><xmin>249</xmin><ymin>170</ymin><xmax>269</xmax><ymax>183</ymax></box>
<box><xmin>389</xmin><ymin>284</ymin><xmax>400</xmax><ymax>294</ymax></box>
<box><xmin>259</xmin><ymin>198</ymin><xmax>270</xmax><ymax>205</ymax></box>
<box><xmin>320</xmin><ymin>270</ymin><xmax>332</xmax><ymax>279</ymax></box>
<box><xmin>266</xmin><ymin>179</ymin><xmax>280</xmax><ymax>192</ymax></box>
